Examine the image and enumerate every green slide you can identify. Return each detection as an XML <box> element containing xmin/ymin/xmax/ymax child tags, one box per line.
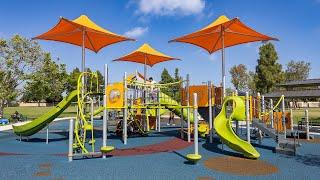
<box><xmin>214</xmin><ymin>96</ymin><xmax>260</xmax><ymax>159</ymax></box>
<box><xmin>13</xmin><ymin>90</ymin><xmax>78</xmax><ymax>136</ymax></box>
<box><xmin>146</xmin><ymin>92</ymin><xmax>195</xmax><ymax>122</ymax></box>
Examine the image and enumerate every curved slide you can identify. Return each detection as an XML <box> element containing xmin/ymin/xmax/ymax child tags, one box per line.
<box><xmin>214</xmin><ymin>96</ymin><xmax>260</xmax><ymax>159</ymax></box>
<box><xmin>13</xmin><ymin>90</ymin><xmax>78</xmax><ymax>136</ymax></box>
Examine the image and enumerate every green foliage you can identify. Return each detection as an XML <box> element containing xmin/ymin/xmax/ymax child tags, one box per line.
<box><xmin>67</xmin><ymin>68</ymin><xmax>104</xmax><ymax>93</ymax></box>
<box><xmin>254</xmin><ymin>43</ymin><xmax>284</xmax><ymax>94</ymax></box>
<box><xmin>160</xmin><ymin>68</ymin><xmax>181</xmax><ymax>101</ymax></box>
<box><xmin>284</xmin><ymin>60</ymin><xmax>311</xmax><ymax>81</ymax></box>
<box><xmin>159</xmin><ymin>68</ymin><xmax>173</xmax><ymax>84</ymax></box>
<box><xmin>66</xmin><ymin>67</ymin><xmax>81</xmax><ymax>94</ymax></box>
<box><xmin>229</xmin><ymin>64</ymin><xmax>249</xmax><ymax>91</ymax></box>
<box><xmin>247</xmin><ymin>71</ymin><xmax>257</xmax><ymax>94</ymax></box>
<box><xmin>21</xmin><ymin>53</ymin><xmax>68</xmax><ymax>103</ymax></box>
<box><xmin>0</xmin><ymin>35</ymin><xmax>43</xmax><ymax>117</ymax></box>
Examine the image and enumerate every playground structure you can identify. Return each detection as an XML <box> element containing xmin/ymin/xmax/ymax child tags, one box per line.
<box><xmin>8</xmin><ymin>14</ymin><xmax>309</xmax><ymax>164</ymax></box>
<box><xmin>12</xmin><ymin>62</ymin><xmax>302</xmax><ymax>161</ymax></box>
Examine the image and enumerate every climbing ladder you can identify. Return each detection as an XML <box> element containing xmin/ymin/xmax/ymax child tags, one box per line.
<box><xmin>252</xmin><ymin>119</ymin><xmax>300</xmax><ymax>155</ymax></box>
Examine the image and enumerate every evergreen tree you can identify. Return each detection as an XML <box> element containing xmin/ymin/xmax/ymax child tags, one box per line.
<box><xmin>254</xmin><ymin>43</ymin><xmax>283</xmax><ymax>94</ymax></box>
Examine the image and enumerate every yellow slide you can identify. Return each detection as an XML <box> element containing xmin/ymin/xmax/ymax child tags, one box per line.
<box><xmin>214</xmin><ymin>96</ymin><xmax>260</xmax><ymax>159</ymax></box>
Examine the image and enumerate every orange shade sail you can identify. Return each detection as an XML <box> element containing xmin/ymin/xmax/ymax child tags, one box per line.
<box><xmin>33</xmin><ymin>15</ymin><xmax>134</xmax><ymax>53</ymax></box>
<box><xmin>113</xmin><ymin>43</ymin><xmax>179</xmax><ymax>67</ymax></box>
<box><xmin>170</xmin><ymin>15</ymin><xmax>278</xmax><ymax>54</ymax></box>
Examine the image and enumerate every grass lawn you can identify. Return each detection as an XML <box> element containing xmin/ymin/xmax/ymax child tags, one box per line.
<box><xmin>3</xmin><ymin>105</ymin><xmax>78</xmax><ymax>121</ymax></box>
<box><xmin>291</xmin><ymin>108</ymin><xmax>320</xmax><ymax>124</ymax></box>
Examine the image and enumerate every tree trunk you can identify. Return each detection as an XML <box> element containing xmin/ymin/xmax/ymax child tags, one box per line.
<box><xmin>0</xmin><ymin>100</ymin><xmax>4</xmax><ymax>118</ymax></box>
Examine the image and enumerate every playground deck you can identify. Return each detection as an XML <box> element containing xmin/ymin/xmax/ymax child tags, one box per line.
<box><xmin>0</xmin><ymin>120</ymin><xmax>320</xmax><ymax>180</ymax></box>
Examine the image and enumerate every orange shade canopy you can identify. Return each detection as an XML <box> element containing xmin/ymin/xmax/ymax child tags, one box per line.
<box><xmin>33</xmin><ymin>15</ymin><xmax>134</xmax><ymax>53</ymax></box>
<box><xmin>113</xmin><ymin>43</ymin><xmax>179</xmax><ymax>67</ymax></box>
<box><xmin>170</xmin><ymin>15</ymin><xmax>278</xmax><ymax>54</ymax></box>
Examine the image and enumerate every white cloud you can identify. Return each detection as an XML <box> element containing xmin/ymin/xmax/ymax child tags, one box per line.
<box><xmin>124</xmin><ymin>27</ymin><xmax>149</xmax><ymax>38</ymax></box>
<box><xmin>136</xmin><ymin>0</ymin><xmax>205</xmax><ymax>16</ymax></box>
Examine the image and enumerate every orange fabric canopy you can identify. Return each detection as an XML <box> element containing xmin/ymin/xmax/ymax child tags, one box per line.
<box><xmin>170</xmin><ymin>15</ymin><xmax>278</xmax><ymax>54</ymax></box>
<box><xmin>113</xmin><ymin>43</ymin><xmax>179</xmax><ymax>67</ymax></box>
<box><xmin>33</xmin><ymin>15</ymin><xmax>134</xmax><ymax>53</ymax></box>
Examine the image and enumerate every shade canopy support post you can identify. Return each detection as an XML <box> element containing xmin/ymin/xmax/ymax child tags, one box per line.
<box><xmin>208</xmin><ymin>81</ymin><xmax>213</xmax><ymax>143</ymax></box>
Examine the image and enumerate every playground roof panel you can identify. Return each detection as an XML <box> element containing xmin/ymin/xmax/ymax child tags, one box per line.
<box><xmin>170</xmin><ymin>15</ymin><xmax>278</xmax><ymax>54</ymax></box>
<box><xmin>33</xmin><ymin>15</ymin><xmax>134</xmax><ymax>53</ymax></box>
<box><xmin>264</xmin><ymin>89</ymin><xmax>320</xmax><ymax>98</ymax></box>
<box><xmin>278</xmin><ymin>79</ymin><xmax>320</xmax><ymax>87</ymax></box>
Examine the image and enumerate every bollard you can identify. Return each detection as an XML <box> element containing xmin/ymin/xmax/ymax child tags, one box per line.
<box><xmin>68</xmin><ymin>119</ymin><xmax>74</xmax><ymax>162</ymax></box>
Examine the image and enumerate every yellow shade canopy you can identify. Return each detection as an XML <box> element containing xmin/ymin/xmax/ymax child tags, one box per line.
<box><xmin>33</xmin><ymin>15</ymin><xmax>134</xmax><ymax>53</ymax></box>
<box><xmin>113</xmin><ymin>43</ymin><xmax>179</xmax><ymax>67</ymax></box>
<box><xmin>170</xmin><ymin>15</ymin><xmax>278</xmax><ymax>54</ymax></box>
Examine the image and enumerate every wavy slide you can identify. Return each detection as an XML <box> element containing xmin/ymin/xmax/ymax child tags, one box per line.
<box><xmin>214</xmin><ymin>96</ymin><xmax>260</xmax><ymax>159</ymax></box>
<box><xmin>13</xmin><ymin>90</ymin><xmax>78</xmax><ymax>136</ymax></box>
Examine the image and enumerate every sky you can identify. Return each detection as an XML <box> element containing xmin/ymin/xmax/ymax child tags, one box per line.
<box><xmin>0</xmin><ymin>0</ymin><xmax>320</xmax><ymax>87</ymax></box>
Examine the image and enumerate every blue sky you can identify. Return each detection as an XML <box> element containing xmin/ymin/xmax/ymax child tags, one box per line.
<box><xmin>1</xmin><ymin>0</ymin><xmax>320</xmax><ymax>87</ymax></box>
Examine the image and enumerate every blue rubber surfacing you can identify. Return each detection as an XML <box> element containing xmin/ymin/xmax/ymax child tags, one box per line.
<box><xmin>0</xmin><ymin>120</ymin><xmax>320</xmax><ymax>180</ymax></box>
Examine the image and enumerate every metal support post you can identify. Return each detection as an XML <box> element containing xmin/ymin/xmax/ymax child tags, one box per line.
<box><xmin>305</xmin><ymin>109</ymin><xmax>310</xmax><ymax>140</ymax></box>
<box><xmin>193</xmin><ymin>93</ymin><xmax>199</xmax><ymax>155</ymax></box>
<box><xmin>246</xmin><ymin>92</ymin><xmax>250</xmax><ymax>143</ymax></box>
<box><xmin>186</xmin><ymin>74</ymin><xmax>191</xmax><ymax>142</ymax></box>
<box><xmin>68</xmin><ymin>119</ymin><xmax>74</xmax><ymax>162</ymax></box>
<box><xmin>270</xmin><ymin>99</ymin><xmax>274</xmax><ymax>128</ymax></box>
<box><xmin>123</xmin><ymin>72</ymin><xmax>127</xmax><ymax>144</ymax></box>
<box><xmin>281</xmin><ymin>95</ymin><xmax>286</xmax><ymax>139</ymax></box>
<box><xmin>208</xmin><ymin>81</ymin><xmax>213</xmax><ymax>143</ymax></box>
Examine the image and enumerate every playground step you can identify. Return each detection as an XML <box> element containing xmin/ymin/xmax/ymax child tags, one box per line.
<box><xmin>252</xmin><ymin>119</ymin><xmax>278</xmax><ymax>140</ymax></box>
<box><xmin>278</xmin><ymin>139</ymin><xmax>300</xmax><ymax>149</ymax></box>
<box><xmin>275</xmin><ymin>146</ymin><xmax>296</xmax><ymax>156</ymax></box>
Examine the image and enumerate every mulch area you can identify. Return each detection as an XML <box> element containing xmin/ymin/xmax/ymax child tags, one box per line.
<box><xmin>203</xmin><ymin>156</ymin><xmax>279</xmax><ymax>176</ymax></box>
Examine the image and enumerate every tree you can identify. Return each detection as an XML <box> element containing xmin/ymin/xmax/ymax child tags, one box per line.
<box><xmin>22</xmin><ymin>53</ymin><xmax>68</xmax><ymax>104</ymax></box>
<box><xmin>229</xmin><ymin>64</ymin><xmax>249</xmax><ymax>91</ymax></box>
<box><xmin>284</xmin><ymin>60</ymin><xmax>311</xmax><ymax>81</ymax></box>
<box><xmin>248</xmin><ymin>71</ymin><xmax>257</xmax><ymax>94</ymax></box>
<box><xmin>254</xmin><ymin>43</ymin><xmax>283</xmax><ymax>94</ymax></box>
<box><xmin>67</xmin><ymin>68</ymin><xmax>104</xmax><ymax>94</ymax></box>
<box><xmin>66</xmin><ymin>67</ymin><xmax>81</xmax><ymax>94</ymax></box>
<box><xmin>0</xmin><ymin>35</ymin><xmax>43</xmax><ymax>117</ymax></box>
<box><xmin>159</xmin><ymin>68</ymin><xmax>173</xmax><ymax>84</ymax></box>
